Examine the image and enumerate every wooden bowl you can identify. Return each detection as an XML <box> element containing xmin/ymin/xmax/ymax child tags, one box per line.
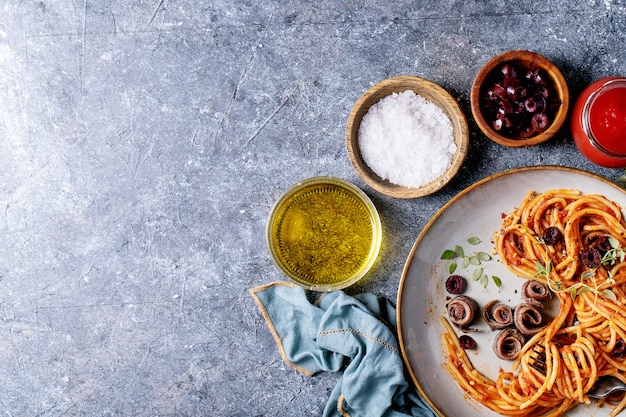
<box><xmin>346</xmin><ymin>76</ymin><xmax>469</xmax><ymax>199</ymax></box>
<box><xmin>470</xmin><ymin>50</ymin><xmax>569</xmax><ymax>148</ymax></box>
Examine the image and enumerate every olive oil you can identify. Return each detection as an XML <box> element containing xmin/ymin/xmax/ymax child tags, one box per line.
<box><xmin>268</xmin><ymin>178</ymin><xmax>381</xmax><ymax>290</ymax></box>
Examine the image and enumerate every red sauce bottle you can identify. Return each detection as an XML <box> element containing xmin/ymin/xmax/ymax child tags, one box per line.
<box><xmin>571</xmin><ymin>76</ymin><xmax>626</xmax><ymax>167</ymax></box>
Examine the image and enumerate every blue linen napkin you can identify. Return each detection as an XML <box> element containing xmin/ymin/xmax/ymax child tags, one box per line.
<box><xmin>250</xmin><ymin>282</ymin><xmax>437</xmax><ymax>417</ymax></box>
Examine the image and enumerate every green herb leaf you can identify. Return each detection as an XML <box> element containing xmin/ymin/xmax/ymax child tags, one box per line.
<box><xmin>603</xmin><ymin>289</ymin><xmax>617</xmax><ymax>301</ymax></box>
<box><xmin>472</xmin><ymin>267</ymin><xmax>483</xmax><ymax>282</ymax></box>
<box><xmin>441</xmin><ymin>249</ymin><xmax>456</xmax><ymax>260</ymax></box>
<box><xmin>479</xmin><ymin>274</ymin><xmax>489</xmax><ymax>289</ymax></box>
<box><xmin>455</xmin><ymin>245</ymin><xmax>465</xmax><ymax>258</ymax></box>
<box><xmin>449</xmin><ymin>262</ymin><xmax>457</xmax><ymax>274</ymax></box>
<box><xmin>581</xmin><ymin>270</ymin><xmax>595</xmax><ymax>281</ymax></box>
<box><xmin>467</xmin><ymin>237</ymin><xmax>481</xmax><ymax>245</ymax></box>
<box><xmin>492</xmin><ymin>275</ymin><xmax>502</xmax><ymax>290</ymax></box>
<box><xmin>469</xmin><ymin>256</ymin><xmax>481</xmax><ymax>266</ymax></box>
<box><xmin>461</xmin><ymin>257</ymin><xmax>471</xmax><ymax>268</ymax></box>
<box><xmin>570</xmin><ymin>286</ymin><xmax>578</xmax><ymax>301</ymax></box>
<box><xmin>535</xmin><ymin>261</ymin><xmax>546</xmax><ymax>277</ymax></box>
<box><xmin>476</xmin><ymin>251</ymin><xmax>491</xmax><ymax>262</ymax></box>
<box><xmin>608</xmin><ymin>271</ymin><xmax>616</xmax><ymax>285</ymax></box>
<box><xmin>609</xmin><ymin>236</ymin><xmax>620</xmax><ymax>249</ymax></box>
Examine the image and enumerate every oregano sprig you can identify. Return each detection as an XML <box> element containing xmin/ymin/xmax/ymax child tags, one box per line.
<box><xmin>601</xmin><ymin>237</ymin><xmax>626</xmax><ymax>266</ymax></box>
<box><xmin>534</xmin><ymin>237</ymin><xmax>618</xmax><ymax>302</ymax></box>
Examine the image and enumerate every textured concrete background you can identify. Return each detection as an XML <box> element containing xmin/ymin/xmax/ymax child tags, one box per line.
<box><xmin>1</xmin><ymin>0</ymin><xmax>626</xmax><ymax>416</ymax></box>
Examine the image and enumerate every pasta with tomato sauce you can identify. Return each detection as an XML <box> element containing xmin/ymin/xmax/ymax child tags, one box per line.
<box><xmin>442</xmin><ymin>189</ymin><xmax>626</xmax><ymax>417</ymax></box>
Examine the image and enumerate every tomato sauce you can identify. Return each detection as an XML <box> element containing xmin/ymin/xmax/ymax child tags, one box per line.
<box><xmin>589</xmin><ymin>84</ymin><xmax>626</xmax><ymax>153</ymax></box>
<box><xmin>571</xmin><ymin>77</ymin><xmax>626</xmax><ymax>167</ymax></box>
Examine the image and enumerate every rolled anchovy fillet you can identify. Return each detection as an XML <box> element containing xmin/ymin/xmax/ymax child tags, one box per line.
<box><xmin>521</xmin><ymin>279</ymin><xmax>552</xmax><ymax>307</ymax></box>
<box><xmin>514</xmin><ymin>303</ymin><xmax>547</xmax><ymax>335</ymax></box>
<box><xmin>481</xmin><ymin>300</ymin><xmax>514</xmax><ymax>330</ymax></box>
<box><xmin>493</xmin><ymin>328</ymin><xmax>525</xmax><ymax>360</ymax></box>
<box><xmin>447</xmin><ymin>295</ymin><xmax>479</xmax><ymax>328</ymax></box>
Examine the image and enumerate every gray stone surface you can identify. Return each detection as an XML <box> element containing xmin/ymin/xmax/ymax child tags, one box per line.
<box><xmin>1</xmin><ymin>0</ymin><xmax>626</xmax><ymax>415</ymax></box>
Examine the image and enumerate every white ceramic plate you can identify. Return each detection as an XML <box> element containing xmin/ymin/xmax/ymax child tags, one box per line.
<box><xmin>397</xmin><ymin>166</ymin><xmax>626</xmax><ymax>417</ymax></box>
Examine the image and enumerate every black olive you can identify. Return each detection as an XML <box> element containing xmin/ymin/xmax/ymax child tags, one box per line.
<box><xmin>580</xmin><ymin>247</ymin><xmax>602</xmax><ymax>268</ymax></box>
<box><xmin>459</xmin><ymin>335</ymin><xmax>477</xmax><ymax>350</ymax></box>
<box><xmin>542</xmin><ymin>227</ymin><xmax>562</xmax><ymax>245</ymax></box>
<box><xmin>531</xmin><ymin>112</ymin><xmax>550</xmax><ymax>133</ymax></box>
<box><xmin>445</xmin><ymin>275</ymin><xmax>467</xmax><ymax>294</ymax></box>
<box><xmin>500</xmin><ymin>63</ymin><xmax>517</xmax><ymax>79</ymax></box>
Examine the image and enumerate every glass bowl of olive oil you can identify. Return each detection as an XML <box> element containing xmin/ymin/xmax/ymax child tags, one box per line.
<box><xmin>267</xmin><ymin>177</ymin><xmax>382</xmax><ymax>291</ymax></box>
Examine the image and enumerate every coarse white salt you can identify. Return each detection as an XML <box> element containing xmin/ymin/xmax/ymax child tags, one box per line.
<box><xmin>358</xmin><ymin>90</ymin><xmax>457</xmax><ymax>188</ymax></box>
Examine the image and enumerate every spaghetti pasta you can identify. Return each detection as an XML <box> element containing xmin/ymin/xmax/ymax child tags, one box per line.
<box><xmin>442</xmin><ymin>189</ymin><xmax>626</xmax><ymax>416</ymax></box>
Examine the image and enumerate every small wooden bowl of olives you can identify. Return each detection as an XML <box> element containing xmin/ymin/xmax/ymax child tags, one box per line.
<box><xmin>470</xmin><ymin>50</ymin><xmax>569</xmax><ymax>148</ymax></box>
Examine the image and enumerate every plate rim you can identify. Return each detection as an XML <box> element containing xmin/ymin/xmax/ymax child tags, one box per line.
<box><xmin>396</xmin><ymin>165</ymin><xmax>625</xmax><ymax>416</ymax></box>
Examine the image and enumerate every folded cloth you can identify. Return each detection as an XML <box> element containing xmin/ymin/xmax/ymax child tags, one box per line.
<box><xmin>250</xmin><ymin>282</ymin><xmax>437</xmax><ymax>417</ymax></box>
